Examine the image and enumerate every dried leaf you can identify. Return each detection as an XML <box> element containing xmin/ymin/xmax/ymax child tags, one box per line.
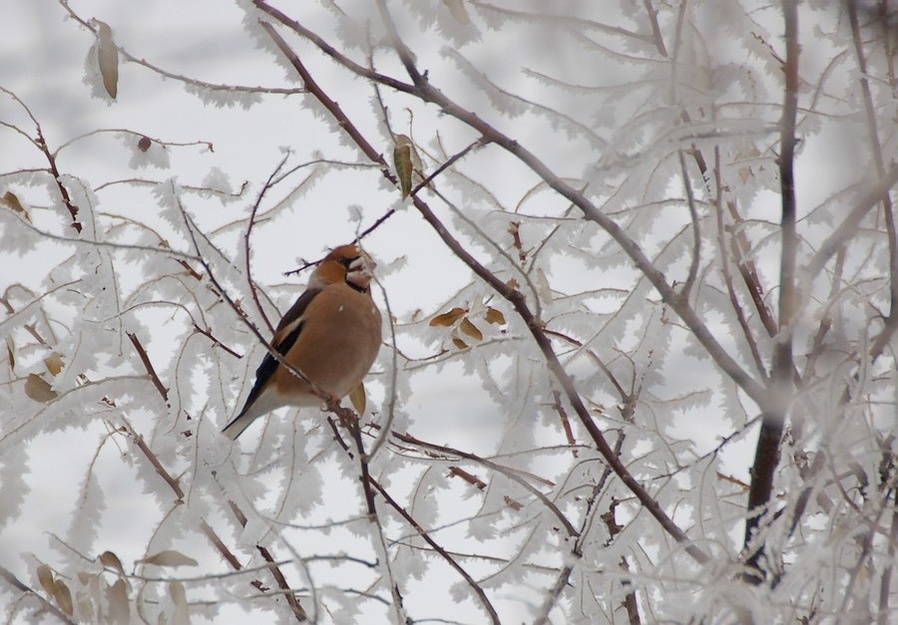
<box><xmin>98</xmin><ymin>550</ymin><xmax>127</xmax><ymax>578</ymax></box>
<box><xmin>429</xmin><ymin>307</ymin><xmax>466</xmax><ymax>327</ymax></box>
<box><xmin>137</xmin><ymin>136</ymin><xmax>151</xmax><ymax>152</ymax></box>
<box><xmin>96</xmin><ymin>20</ymin><xmax>118</xmax><ymax>99</ymax></box>
<box><xmin>76</xmin><ymin>593</ymin><xmax>95</xmax><ymax>623</ymax></box>
<box><xmin>36</xmin><ymin>564</ymin><xmax>55</xmax><ymax>595</ymax></box>
<box><xmin>6</xmin><ymin>337</ymin><xmax>14</xmax><ymax>372</ymax></box>
<box><xmin>393</xmin><ymin>134</ymin><xmax>416</xmax><ymax>198</ymax></box>
<box><xmin>44</xmin><ymin>352</ymin><xmax>64</xmax><ymax>376</ymax></box>
<box><xmin>1</xmin><ymin>191</ymin><xmax>29</xmax><ymax>221</ymax></box>
<box><xmin>348</xmin><ymin>382</ymin><xmax>366</xmax><ymax>415</ymax></box>
<box><xmin>451</xmin><ymin>336</ymin><xmax>468</xmax><ymax>350</ymax></box>
<box><xmin>137</xmin><ymin>550</ymin><xmax>198</xmax><ymax>567</ymax></box>
<box><xmin>459</xmin><ymin>317</ymin><xmax>483</xmax><ymax>341</ymax></box>
<box><xmin>535</xmin><ymin>268</ymin><xmax>553</xmax><ymax>303</ymax></box>
<box><xmin>506</xmin><ymin>278</ymin><xmax>520</xmax><ymax>290</ymax></box>
<box><xmin>484</xmin><ymin>307</ymin><xmax>506</xmax><ymax>325</ymax></box>
<box><xmin>169</xmin><ymin>581</ymin><xmax>189</xmax><ymax>625</ymax></box>
<box><xmin>443</xmin><ymin>0</ymin><xmax>471</xmax><ymax>25</ymax></box>
<box><xmin>76</xmin><ymin>589</ymin><xmax>95</xmax><ymax>623</ymax></box>
<box><xmin>25</xmin><ymin>373</ymin><xmax>58</xmax><ymax>402</ymax></box>
<box><xmin>106</xmin><ymin>578</ymin><xmax>130</xmax><ymax>625</ymax></box>
<box><xmin>52</xmin><ymin>579</ymin><xmax>74</xmax><ymax>616</ymax></box>
<box><xmin>504</xmin><ymin>495</ymin><xmax>523</xmax><ymax>511</ymax></box>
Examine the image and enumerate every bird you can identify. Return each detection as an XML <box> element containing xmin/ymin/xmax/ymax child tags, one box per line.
<box><xmin>222</xmin><ymin>244</ymin><xmax>382</xmax><ymax>440</ymax></box>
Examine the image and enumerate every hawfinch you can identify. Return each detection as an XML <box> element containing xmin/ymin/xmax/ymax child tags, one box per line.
<box><xmin>222</xmin><ymin>244</ymin><xmax>382</xmax><ymax>440</ymax></box>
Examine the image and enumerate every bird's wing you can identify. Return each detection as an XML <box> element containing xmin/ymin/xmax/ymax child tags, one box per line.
<box><xmin>222</xmin><ymin>287</ymin><xmax>321</xmax><ymax>438</ymax></box>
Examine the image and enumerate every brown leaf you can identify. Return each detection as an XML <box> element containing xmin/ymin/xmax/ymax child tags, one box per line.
<box><xmin>137</xmin><ymin>136</ymin><xmax>151</xmax><ymax>152</ymax></box>
<box><xmin>96</xmin><ymin>21</ymin><xmax>118</xmax><ymax>99</ymax></box>
<box><xmin>25</xmin><ymin>373</ymin><xmax>58</xmax><ymax>403</ymax></box>
<box><xmin>5</xmin><ymin>337</ymin><xmax>14</xmax><ymax>372</ymax></box>
<box><xmin>393</xmin><ymin>135</ymin><xmax>414</xmax><ymax>199</ymax></box>
<box><xmin>98</xmin><ymin>550</ymin><xmax>127</xmax><ymax>578</ymax></box>
<box><xmin>36</xmin><ymin>564</ymin><xmax>55</xmax><ymax>596</ymax></box>
<box><xmin>504</xmin><ymin>495</ymin><xmax>524</xmax><ymax>511</ymax></box>
<box><xmin>106</xmin><ymin>578</ymin><xmax>130</xmax><ymax>625</ymax></box>
<box><xmin>44</xmin><ymin>352</ymin><xmax>64</xmax><ymax>376</ymax></box>
<box><xmin>169</xmin><ymin>581</ymin><xmax>189</xmax><ymax>625</ymax></box>
<box><xmin>429</xmin><ymin>307</ymin><xmax>466</xmax><ymax>327</ymax></box>
<box><xmin>1</xmin><ymin>191</ymin><xmax>29</xmax><ymax>221</ymax></box>
<box><xmin>137</xmin><ymin>550</ymin><xmax>198</xmax><ymax>567</ymax></box>
<box><xmin>459</xmin><ymin>317</ymin><xmax>483</xmax><ymax>341</ymax></box>
<box><xmin>443</xmin><ymin>0</ymin><xmax>472</xmax><ymax>25</ymax></box>
<box><xmin>52</xmin><ymin>579</ymin><xmax>74</xmax><ymax>616</ymax></box>
<box><xmin>451</xmin><ymin>336</ymin><xmax>468</xmax><ymax>350</ymax></box>
<box><xmin>348</xmin><ymin>382</ymin><xmax>366</xmax><ymax>415</ymax></box>
<box><xmin>484</xmin><ymin>307</ymin><xmax>506</xmax><ymax>325</ymax></box>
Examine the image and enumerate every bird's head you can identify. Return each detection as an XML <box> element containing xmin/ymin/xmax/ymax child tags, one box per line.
<box><xmin>309</xmin><ymin>244</ymin><xmax>375</xmax><ymax>292</ymax></box>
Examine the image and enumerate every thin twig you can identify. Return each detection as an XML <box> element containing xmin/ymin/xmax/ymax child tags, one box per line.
<box><xmin>244</xmin><ymin>154</ymin><xmax>291</xmax><ymax>335</ymax></box>
<box><xmin>127</xmin><ymin>331</ymin><xmax>169</xmax><ymax>402</ymax></box>
<box><xmin>370</xmin><ymin>477</ymin><xmax>501</xmax><ymax>625</ymax></box>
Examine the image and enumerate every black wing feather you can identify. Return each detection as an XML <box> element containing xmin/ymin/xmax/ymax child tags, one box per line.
<box><xmin>235</xmin><ymin>287</ymin><xmax>320</xmax><ymax>417</ymax></box>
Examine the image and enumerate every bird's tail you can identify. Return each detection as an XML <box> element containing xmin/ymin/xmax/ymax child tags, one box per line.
<box><xmin>221</xmin><ymin>410</ymin><xmax>253</xmax><ymax>440</ymax></box>
<box><xmin>221</xmin><ymin>391</ymin><xmax>282</xmax><ymax>440</ymax></box>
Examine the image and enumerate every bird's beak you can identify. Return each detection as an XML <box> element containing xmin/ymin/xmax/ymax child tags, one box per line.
<box><xmin>346</xmin><ymin>253</ymin><xmax>375</xmax><ymax>290</ymax></box>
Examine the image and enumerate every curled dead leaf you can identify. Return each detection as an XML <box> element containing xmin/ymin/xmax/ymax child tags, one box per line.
<box><xmin>451</xmin><ymin>336</ymin><xmax>468</xmax><ymax>350</ymax></box>
<box><xmin>393</xmin><ymin>135</ymin><xmax>415</xmax><ymax>199</ymax></box>
<box><xmin>137</xmin><ymin>550</ymin><xmax>198</xmax><ymax>567</ymax></box>
<box><xmin>137</xmin><ymin>136</ymin><xmax>152</xmax><ymax>152</ymax></box>
<box><xmin>2</xmin><ymin>191</ymin><xmax>29</xmax><ymax>221</ymax></box>
<box><xmin>484</xmin><ymin>307</ymin><xmax>506</xmax><ymax>325</ymax></box>
<box><xmin>504</xmin><ymin>495</ymin><xmax>524</xmax><ymax>511</ymax></box>
<box><xmin>169</xmin><ymin>581</ymin><xmax>189</xmax><ymax>625</ymax></box>
<box><xmin>6</xmin><ymin>337</ymin><xmax>14</xmax><ymax>372</ymax></box>
<box><xmin>459</xmin><ymin>317</ymin><xmax>483</xmax><ymax>341</ymax></box>
<box><xmin>52</xmin><ymin>579</ymin><xmax>74</xmax><ymax>616</ymax></box>
<box><xmin>44</xmin><ymin>352</ymin><xmax>64</xmax><ymax>376</ymax></box>
<box><xmin>36</xmin><ymin>564</ymin><xmax>55</xmax><ymax>596</ymax></box>
<box><xmin>443</xmin><ymin>0</ymin><xmax>472</xmax><ymax>25</ymax></box>
<box><xmin>98</xmin><ymin>550</ymin><xmax>127</xmax><ymax>578</ymax></box>
<box><xmin>429</xmin><ymin>307</ymin><xmax>466</xmax><ymax>327</ymax></box>
<box><xmin>107</xmin><ymin>578</ymin><xmax>130</xmax><ymax>624</ymax></box>
<box><xmin>25</xmin><ymin>373</ymin><xmax>57</xmax><ymax>403</ymax></box>
<box><xmin>95</xmin><ymin>20</ymin><xmax>118</xmax><ymax>99</ymax></box>
<box><xmin>348</xmin><ymin>382</ymin><xmax>367</xmax><ymax>415</ymax></box>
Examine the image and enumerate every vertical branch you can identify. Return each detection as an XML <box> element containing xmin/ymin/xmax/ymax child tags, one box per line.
<box><xmin>847</xmin><ymin>0</ymin><xmax>898</xmax><ymax>360</ymax></box>
<box><xmin>877</xmin><ymin>492</ymin><xmax>898</xmax><ymax>625</ymax></box>
<box><xmin>742</xmin><ymin>0</ymin><xmax>799</xmax><ymax>581</ymax></box>
<box><xmin>678</xmin><ymin>150</ymin><xmax>701</xmax><ymax>297</ymax></box>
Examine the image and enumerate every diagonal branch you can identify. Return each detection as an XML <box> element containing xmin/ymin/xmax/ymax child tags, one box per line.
<box><xmin>370</xmin><ymin>477</ymin><xmax>501</xmax><ymax>625</ymax></box>
<box><xmin>254</xmin><ymin>14</ymin><xmax>711</xmax><ymax>565</ymax></box>
<box><xmin>294</xmin><ymin>0</ymin><xmax>768</xmax><ymax>410</ymax></box>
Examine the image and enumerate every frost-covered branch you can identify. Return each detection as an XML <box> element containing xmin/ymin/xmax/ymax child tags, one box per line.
<box><xmin>742</xmin><ymin>0</ymin><xmax>800</xmax><ymax>582</ymax></box>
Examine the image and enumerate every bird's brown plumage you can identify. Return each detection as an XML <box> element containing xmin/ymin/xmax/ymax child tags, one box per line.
<box><xmin>222</xmin><ymin>244</ymin><xmax>381</xmax><ymax>440</ymax></box>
